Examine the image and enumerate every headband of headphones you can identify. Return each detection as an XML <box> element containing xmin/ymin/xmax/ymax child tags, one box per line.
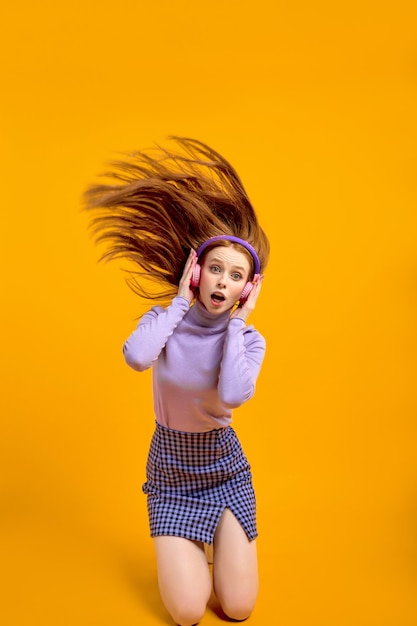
<box><xmin>196</xmin><ymin>235</ymin><xmax>261</xmax><ymax>275</ymax></box>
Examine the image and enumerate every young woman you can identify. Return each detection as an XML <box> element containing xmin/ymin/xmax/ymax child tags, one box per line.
<box><xmin>85</xmin><ymin>138</ymin><xmax>269</xmax><ymax>625</ymax></box>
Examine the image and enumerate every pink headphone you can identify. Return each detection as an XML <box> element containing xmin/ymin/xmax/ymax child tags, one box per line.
<box><xmin>190</xmin><ymin>235</ymin><xmax>261</xmax><ymax>302</ymax></box>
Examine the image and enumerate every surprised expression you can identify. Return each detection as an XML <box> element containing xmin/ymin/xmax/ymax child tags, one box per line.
<box><xmin>198</xmin><ymin>246</ymin><xmax>251</xmax><ymax>314</ymax></box>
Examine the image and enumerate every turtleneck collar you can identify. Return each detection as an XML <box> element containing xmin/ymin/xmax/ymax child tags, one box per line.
<box><xmin>188</xmin><ymin>298</ymin><xmax>231</xmax><ymax>331</ymax></box>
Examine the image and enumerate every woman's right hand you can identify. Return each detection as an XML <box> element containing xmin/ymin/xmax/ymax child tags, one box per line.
<box><xmin>177</xmin><ymin>249</ymin><xmax>197</xmax><ymax>304</ymax></box>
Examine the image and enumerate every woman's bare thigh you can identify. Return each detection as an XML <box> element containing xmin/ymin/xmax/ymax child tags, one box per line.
<box><xmin>153</xmin><ymin>536</ymin><xmax>212</xmax><ymax>625</ymax></box>
<box><xmin>213</xmin><ymin>508</ymin><xmax>259</xmax><ymax>620</ymax></box>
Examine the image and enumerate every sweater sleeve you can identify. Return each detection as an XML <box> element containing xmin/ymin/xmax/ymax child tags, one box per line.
<box><xmin>218</xmin><ymin>319</ymin><xmax>266</xmax><ymax>408</ymax></box>
<box><xmin>122</xmin><ymin>296</ymin><xmax>190</xmax><ymax>371</ymax></box>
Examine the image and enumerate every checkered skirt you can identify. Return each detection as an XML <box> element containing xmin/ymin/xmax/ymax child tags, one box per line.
<box><xmin>142</xmin><ymin>422</ymin><xmax>257</xmax><ymax>545</ymax></box>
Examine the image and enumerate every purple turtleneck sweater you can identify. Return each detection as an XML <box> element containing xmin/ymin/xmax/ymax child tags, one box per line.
<box><xmin>123</xmin><ymin>296</ymin><xmax>266</xmax><ymax>432</ymax></box>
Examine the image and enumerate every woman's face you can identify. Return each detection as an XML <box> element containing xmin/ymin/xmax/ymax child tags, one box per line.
<box><xmin>198</xmin><ymin>246</ymin><xmax>251</xmax><ymax>314</ymax></box>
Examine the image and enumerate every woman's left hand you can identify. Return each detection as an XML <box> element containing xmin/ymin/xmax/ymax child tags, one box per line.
<box><xmin>230</xmin><ymin>274</ymin><xmax>264</xmax><ymax>322</ymax></box>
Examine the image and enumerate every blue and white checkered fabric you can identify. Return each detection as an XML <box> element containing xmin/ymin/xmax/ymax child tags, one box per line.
<box><xmin>142</xmin><ymin>422</ymin><xmax>257</xmax><ymax>545</ymax></box>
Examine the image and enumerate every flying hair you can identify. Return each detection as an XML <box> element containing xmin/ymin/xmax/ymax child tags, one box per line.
<box><xmin>83</xmin><ymin>136</ymin><xmax>270</xmax><ymax>301</ymax></box>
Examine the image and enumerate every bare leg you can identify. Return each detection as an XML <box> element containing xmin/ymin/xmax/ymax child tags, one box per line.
<box><xmin>153</xmin><ymin>536</ymin><xmax>212</xmax><ymax>626</ymax></box>
<box><xmin>213</xmin><ymin>509</ymin><xmax>258</xmax><ymax>621</ymax></box>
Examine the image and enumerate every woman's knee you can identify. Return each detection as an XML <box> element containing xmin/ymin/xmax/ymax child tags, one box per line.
<box><xmin>169</xmin><ymin>596</ymin><xmax>207</xmax><ymax>625</ymax></box>
<box><xmin>220</xmin><ymin>592</ymin><xmax>257</xmax><ymax>622</ymax></box>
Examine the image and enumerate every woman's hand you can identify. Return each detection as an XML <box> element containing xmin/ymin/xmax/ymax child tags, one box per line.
<box><xmin>230</xmin><ymin>274</ymin><xmax>264</xmax><ymax>322</ymax></box>
<box><xmin>177</xmin><ymin>249</ymin><xmax>197</xmax><ymax>304</ymax></box>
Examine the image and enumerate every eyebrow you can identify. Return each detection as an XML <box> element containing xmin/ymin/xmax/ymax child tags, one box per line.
<box><xmin>209</xmin><ymin>257</ymin><xmax>247</xmax><ymax>273</ymax></box>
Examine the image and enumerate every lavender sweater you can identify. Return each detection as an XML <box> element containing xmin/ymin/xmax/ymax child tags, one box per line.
<box><xmin>123</xmin><ymin>296</ymin><xmax>266</xmax><ymax>432</ymax></box>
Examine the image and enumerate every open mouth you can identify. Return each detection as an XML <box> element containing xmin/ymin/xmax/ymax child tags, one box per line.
<box><xmin>211</xmin><ymin>293</ymin><xmax>226</xmax><ymax>304</ymax></box>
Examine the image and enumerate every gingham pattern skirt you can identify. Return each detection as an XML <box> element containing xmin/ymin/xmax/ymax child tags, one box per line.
<box><xmin>142</xmin><ymin>422</ymin><xmax>257</xmax><ymax>545</ymax></box>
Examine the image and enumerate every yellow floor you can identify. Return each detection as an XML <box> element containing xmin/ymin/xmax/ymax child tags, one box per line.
<box><xmin>2</xmin><ymin>497</ymin><xmax>416</xmax><ymax>626</ymax></box>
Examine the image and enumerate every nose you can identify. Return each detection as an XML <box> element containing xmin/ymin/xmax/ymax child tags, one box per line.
<box><xmin>216</xmin><ymin>274</ymin><xmax>226</xmax><ymax>288</ymax></box>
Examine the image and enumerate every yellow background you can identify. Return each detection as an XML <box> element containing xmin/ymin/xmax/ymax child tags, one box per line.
<box><xmin>1</xmin><ymin>1</ymin><xmax>416</xmax><ymax>625</ymax></box>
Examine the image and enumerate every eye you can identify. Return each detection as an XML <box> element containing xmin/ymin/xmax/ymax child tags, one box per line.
<box><xmin>209</xmin><ymin>265</ymin><xmax>221</xmax><ymax>273</ymax></box>
<box><xmin>231</xmin><ymin>272</ymin><xmax>243</xmax><ymax>281</ymax></box>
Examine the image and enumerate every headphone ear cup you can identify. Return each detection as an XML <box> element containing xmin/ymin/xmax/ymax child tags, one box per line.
<box><xmin>190</xmin><ymin>263</ymin><xmax>201</xmax><ymax>287</ymax></box>
<box><xmin>239</xmin><ymin>281</ymin><xmax>253</xmax><ymax>302</ymax></box>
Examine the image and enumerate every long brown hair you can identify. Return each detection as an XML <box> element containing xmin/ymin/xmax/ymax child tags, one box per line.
<box><xmin>83</xmin><ymin>137</ymin><xmax>270</xmax><ymax>301</ymax></box>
